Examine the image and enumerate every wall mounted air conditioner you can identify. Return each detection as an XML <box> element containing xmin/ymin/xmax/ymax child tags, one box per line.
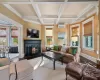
<box><xmin>58</xmin><ymin>23</ymin><xmax>65</xmax><ymax>28</ymax></box>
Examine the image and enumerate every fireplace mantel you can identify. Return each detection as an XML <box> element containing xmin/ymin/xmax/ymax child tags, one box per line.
<box><xmin>24</xmin><ymin>40</ymin><xmax>41</xmax><ymax>59</ymax></box>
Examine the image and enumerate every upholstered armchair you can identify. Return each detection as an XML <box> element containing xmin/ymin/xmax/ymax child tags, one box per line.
<box><xmin>0</xmin><ymin>58</ymin><xmax>16</xmax><ymax>80</ymax></box>
<box><xmin>0</xmin><ymin>58</ymin><xmax>33</xmax><ymax>80</ymax></box>
<box><xmin>0</xmin><ymin>65</ymin><xmax>10</xmax><ymax>80</ymax></box>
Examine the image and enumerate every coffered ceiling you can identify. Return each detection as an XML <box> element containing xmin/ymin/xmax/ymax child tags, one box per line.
<box><xmin>0</xmin><ymin>0</ymin><xmax>98</xmax><ymax>25</ymax></box>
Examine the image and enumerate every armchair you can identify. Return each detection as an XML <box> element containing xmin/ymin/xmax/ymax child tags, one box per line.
<box><xmin>0</xmin><ymin>65</ymin><xmax>10</xmax><ymax>80</ymax></box>
<box><xmin>0</xmin><ymin>58</ymin><xmax>33</xmax><ymax>80</ymax></box>
<box><xmin>0</xmin><ymin>58</ymin><xmax>16</xmax><ymax>80</ymax></box>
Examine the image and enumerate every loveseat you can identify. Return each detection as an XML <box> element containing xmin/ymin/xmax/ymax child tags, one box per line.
<box><xmin>51</xmin><ymin>45</ymin><xmax>80</xmax><ymax>63</ymax></box>
<box><xmin>0</xmin><ymin>58</ymin><xmax>33</xmax><ymax>80</ymax></box>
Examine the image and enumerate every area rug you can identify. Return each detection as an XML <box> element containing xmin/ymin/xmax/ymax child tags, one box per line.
<box><xmin>28</xmin><ymin>57</ymin><xmax>66</xmax><ymax>80</ymax></box>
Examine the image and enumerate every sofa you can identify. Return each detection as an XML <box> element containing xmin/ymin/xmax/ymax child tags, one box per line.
<box><xmin>65</xmin><ymin>62</ymin><xmax>100</xmax><ymax>80</ymax></box>
<box><xmin>0</xmin><ymin>58</ymin><xmax>33</xmax><ymax>80</ymax></box>
<box><xmin>51</xmin><ymin>45</ymin><xmax>80</xmax><ymax>63</ymax></box>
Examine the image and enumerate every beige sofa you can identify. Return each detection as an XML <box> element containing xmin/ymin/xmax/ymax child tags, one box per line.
<box><xmin>0</xmin><ymin>58</ymin><xmax>33</xmax><ymax>80</ymax></box>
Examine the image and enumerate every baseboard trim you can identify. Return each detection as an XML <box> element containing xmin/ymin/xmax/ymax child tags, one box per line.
<box><xmin>81</xmin><ymin>53</ymin><xmax>97</xmax><ymax>63</ymax></box>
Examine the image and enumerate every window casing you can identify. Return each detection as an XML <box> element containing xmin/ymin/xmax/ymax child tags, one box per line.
<box><xmin>82</xmin><ymin>17</ymin><xmax>94</xmax><ymax>50</ymax></box>
<box><xmin>11</xmin><ymin>28</ymin><xmax>18</xmax><ymax>46</ymax></box>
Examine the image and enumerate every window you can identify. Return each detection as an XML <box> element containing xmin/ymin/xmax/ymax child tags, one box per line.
<box><xmin>11</xmin><ymin>38</ymin><xmax>18</xmax><ymax>46</ymax></box>
<box><xmin>82</xmin><ymin>17</ymin><xmax>94</xmax><ymax>50</ymax></box>
<box><xmin>45</xmin><ymin>28</ymin><xmax>53</xmax><ymax>47</ymax></box>
<box><xmin>84</xmin><ymin>36</ymin><xmax>93</xmax><ymax>48</ymax></box>
<box><xmin>0</xmin><ymin>28</ymin><xmax>7</xmax><ymax>46</ymax></box>
<box><xmin>70</xmin><ymin>25</ymin><xmax>79</xmax><ymax>47</ymax></box>
<box><xmin>11</xmin><ymin>27</ymin><xmax>18</xmax><ymax>46</ymax></box>
<box><xmin>71</xmin><ymin>37</ymin><xmax>78</xmax><ymax>46</ymax></box>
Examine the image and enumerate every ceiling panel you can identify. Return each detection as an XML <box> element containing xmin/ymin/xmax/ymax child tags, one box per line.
<box><xmin>43</xmin><ymin>19</ymin><xmax>56</xmax><ymax>23</ymax></box>
<box><xmin>33</xmin><ymin>0</ymin><xmax>64</xmax><ymax>2</ymax></box>
<box><xmin>0</xmin><ymin>0</ymin><xmax>29</xmax><ymax>2</ymax></box>
<box><xmin>10</xmin><ymin>4</ymin><xmax>37</xmax><ymax>16</ymax></box>
<box><xmin>59</xmin><ymin>19</ymin><xmax>72</xmax><ymax>24</ymax></box>
<box><xmin>61</xmin><ymin>15</ymin><xmax>77</xmax><ymax>18</ymax></box>
<box><xmin>62</xmin><ymin>3</ymin><xmax>89</xmax><ymax>16</ymax></box>
<box><xmin>38</xmin><ymin>4</ymin><xmax>60</xmax><ymax>16</ymax></box>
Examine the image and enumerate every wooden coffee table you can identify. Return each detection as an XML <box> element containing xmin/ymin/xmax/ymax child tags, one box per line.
<box><xmin>41</xmin><ymin>51</ymin><xmax>64</xmax><ymax>70</ymax></box>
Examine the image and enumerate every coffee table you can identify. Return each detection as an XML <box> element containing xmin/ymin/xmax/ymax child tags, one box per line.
<box><xmin>41</xmin><ymin>51</ymin><xmax>64</xmax><ymax>70</ymax></box>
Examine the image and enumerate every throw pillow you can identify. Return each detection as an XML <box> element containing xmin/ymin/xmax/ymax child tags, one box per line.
<box><xmin>0</xmin><ymin>64</ymin><xmax>4</xmax><ymax>67</ymax></box>
<box><xmin>66</xmin><ymin>47</ymin><xmax>69</xmax><ymax>53</ymax></box>
<box><xmin>61</xmin><ymin>46</ymin><xmax>67</xmax><ymax>53</ymax></box>
<box><xmin>69</xmin><ymin>48</ymin><xmax>72</xmax><ymax>54</ymax></box>
<box><xmin>58</xmin><ymin>45</ymin><xmax>62</xmax><ymax>51</ymax></box>
<box><xmin>69</xmin><ymin>47</ymin><xmax>77</xmax><ymax>55</ymax></box>
<box><xmin>53</xmin><ymin>46</ymin><xmax>58</xmax><ymax>51</ymax></box>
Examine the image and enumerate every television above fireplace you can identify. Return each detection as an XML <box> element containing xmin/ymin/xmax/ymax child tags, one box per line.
<box><xmin>27</xmin><ymin>28</ymin><xmax>39</xmax><ymax>38</ymax></box>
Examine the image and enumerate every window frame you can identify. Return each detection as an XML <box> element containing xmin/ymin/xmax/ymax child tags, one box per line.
<box><xmin>70</xmin><ymin>24</ymin><xmax>80</xmax><ymax>47</ymax></box>
<box><xmin>82</xmin><ymin>16</ymin><xmax>94</xmax><ymax>50</ymax></box>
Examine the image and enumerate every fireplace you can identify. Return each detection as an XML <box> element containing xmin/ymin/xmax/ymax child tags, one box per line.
<box><xmin>24</xmin><ymin>40</ymin><xmax>41</xmax><ymax>59</ymax></box>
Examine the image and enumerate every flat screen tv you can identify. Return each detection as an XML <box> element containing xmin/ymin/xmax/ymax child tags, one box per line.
<box><xmin>27</xmin><ymin>28</ymin><xmax>39</xmax><ymax>38</ymax></box>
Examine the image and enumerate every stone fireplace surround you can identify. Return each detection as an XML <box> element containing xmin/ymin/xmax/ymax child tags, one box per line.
<box><xmin>24</xmin><ymin>40</ymin><xmax>41</xmax><ymax>59</ymax></box>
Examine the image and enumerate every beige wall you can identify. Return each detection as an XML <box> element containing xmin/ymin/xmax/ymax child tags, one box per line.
<box><xmin>53</xmin><ymin>25</ymin><xmax>58</xmax><ymax>45</ymax></box>
<box><xmin>41</xmin><ymin>25</ymin><xmax>45</xmax><ymax>45</ymax></box>
<box><xmin>52</xmin><ymin>25</ymin><xmax>67</xmax><ymax>45</ymax></box>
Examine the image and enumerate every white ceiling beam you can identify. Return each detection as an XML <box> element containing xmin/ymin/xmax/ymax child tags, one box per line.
<box><xmin>42</xmin><ymin>17</ymin><xmax>85</xmax><ymax>19</ymax></box>
<box><xmin>30</xmin><ymin>0</ymin><xmax>44</xmax><ymax>24</ymax></box>
<box><xmin>56</xmin><ymin>0</ymin><xmax>68</xmax><ymax>24</ymax></box>
<box><xmin>1</xmin><ymin>1</ymin><xmax>98</xmax><ymax>4</ymax></box>
<box><xmin>3</xmin><ymin>4</ymin><xmax>22</xmax><ymax>18</ymax></box>
<box><xmin>72</xmin><ymin>4</ymin><xmax>95</xmax><ymax>23</ymax></box>
<box><xmin>22</xmin><ymin>16</ymin><xmax>84</xmax><ymax>19</ymax></box>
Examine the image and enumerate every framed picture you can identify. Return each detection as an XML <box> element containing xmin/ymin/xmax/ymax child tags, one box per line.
<box><xmin>58</xmin><ymin>32</ymin><xmax>65</xmax><ymax>39</ymax></box>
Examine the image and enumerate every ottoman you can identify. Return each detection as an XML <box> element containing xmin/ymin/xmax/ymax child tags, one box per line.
<box><xmin>16</xmin><ymin>60</ymin><xmax>33</xmax><ymax>80</ymax></box>
<box><xmin>65</xmin><ymin>62</ymin><xmax>86</xmax><ymax>80</ymax></box>
<box><xmin>82</xmin><ymin>65</ymin><xmax>100</xmax><ymax>80</ymax></box>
